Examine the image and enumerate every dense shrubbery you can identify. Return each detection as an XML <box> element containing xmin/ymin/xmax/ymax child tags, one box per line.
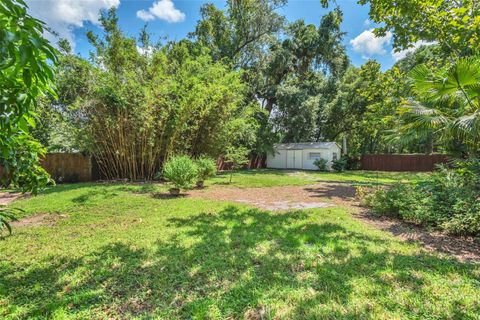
<box><xmin>361</xmin><ymin>159</ymin><xmax>480</xmax><ymax>235</ymax></box>
<box><xmin>313</xmin><ymin>158</ymin><xmax>328</xmax><ymax>171</ymax></box>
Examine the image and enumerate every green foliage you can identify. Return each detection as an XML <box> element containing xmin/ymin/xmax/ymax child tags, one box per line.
<box><xmin>194</xmin><ymin>3</ymin><xmax>348</xmax><ymax>146</ymax></box>
<box><xmin>331</xmin><ymin>157</ymin><xmax>348</xmax><ymax>172</ymax></box>
<box><xmin>321</xmin><ymin>61</ymin><xmax>400</xmax><ymax>156</ymax></box>
<box><xmin>274</xmin><ymin>75</ymin><xmax>321</xmax><ymax>142</ymax></box>
<box><xmin>195</xmin><ymin>157</ymin><xmax>217</xmax><ymax>181</ymax></box>
<box><xmin>362</xmin><ymin>159</ymin><xmax>480</xmax><ymax>235</ymax></box>
<box><xmin>0</xmin><ymin>0</ymin><xmax>57</xmax><ymax>193</ymax></box>
<box><xmin>359</xmin><ymin>0</ymin><xmax>479</xmax><ymax>56</ymax></box>
<box><xmin>45</xmin><ymin>10</ymin><xmax>246</xmax><ymax>180</ymax></box>
<box><xmin>225</xmin><ymin>147</ymin><xmax>249</xmax><ymax>170</ymax></box>
<box><xmin>163</xmin><ymin>156</ymin><xmax>198</xmax><ymax>191</ymax></box>
<box><xmin>224</xmin><ymin>146</ymin><xmax>249</xmax><ymax>183</ymax></box>
<box><xmin>313</xmin><ymin>158</ymin><xmax>328</xmax><ymax>171</ymax></box>
<box><xmin>396</xmin><ymin>56</ymin><xmax>480</xmax><ymax>155</ymax></box>
<box><xmin>192</xmin><ymin>0</ymin><xmax>286</xmax><ymax>66</ymax></box>
<box><xmin>255</xmin><ymin>9</ymin><xmax>348</xmax><ymax>137</ymax></box>
<box><xmin>362</xmin><ymin>184</ymin><xmax>427</xmax><ymax>221</ymax></box>
<box><xmin>0</xmin><ymin>205</ymin><xmax>21</xmax><ymax>236</ymax></box>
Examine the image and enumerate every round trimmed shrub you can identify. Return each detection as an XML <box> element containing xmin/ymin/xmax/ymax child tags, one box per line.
<box><xmin>163</xmin><ymin>155</ymin><xmax>198</xmax><ymax>193</ymax></box>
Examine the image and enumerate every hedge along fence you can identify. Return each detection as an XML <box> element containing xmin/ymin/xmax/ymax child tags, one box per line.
<box><xmin>361</xmin><ymin>154</ymin><xmax>449</xmax><ymax>172</ymax></box>
<box><xmin>1</xmin><ymin>153</ymin><xmax>267</xmax><ymax>184</ymax></box>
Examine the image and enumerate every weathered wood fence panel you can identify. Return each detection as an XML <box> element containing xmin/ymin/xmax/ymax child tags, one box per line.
<box><xmin>361</xmin><ymin>154</ymin><xmax>449</xmax><ymax>172</ymax></box>
<box><xmin>40</xmin><ymin>153</ymin><xmax>92</xmax><ymax>182</ymax></box>
<box><xmin>216</xmin><ymin>155</ymin><xmax>266</xmax><ymax>171</ymax></box>
<box><xmin>1</xmin><ymin>153</ymin><xmax>92</xmax><ymax>183</ymax></box>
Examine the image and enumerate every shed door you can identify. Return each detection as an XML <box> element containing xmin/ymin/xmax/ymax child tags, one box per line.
<box><xmin>286</xmin><ymin>150</ymin><xmax>303</xmax><ymax>169</ymax></box>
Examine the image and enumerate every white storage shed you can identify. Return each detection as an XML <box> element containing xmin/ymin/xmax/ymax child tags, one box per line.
<box><xmin>267</xmin><ymin>142</ymin><xmax>341</xmax><ymax>170</ymax></box>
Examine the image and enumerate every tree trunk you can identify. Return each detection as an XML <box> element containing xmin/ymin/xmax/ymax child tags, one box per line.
<box><xmin>425</xmin><ymin>132</ymin><xmax>434</xmax><ymax>154</ymax></box>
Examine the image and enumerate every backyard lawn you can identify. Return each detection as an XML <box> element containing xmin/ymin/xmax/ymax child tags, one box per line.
<box><xmin>0</xmin><ymin>170</ymin><xmax>478</xmax><ymax>319</ymax></box>
<box><xmin>209</xmin><ymin>169</ymin><xmax>429</xmax><ymax>188</ymax></box>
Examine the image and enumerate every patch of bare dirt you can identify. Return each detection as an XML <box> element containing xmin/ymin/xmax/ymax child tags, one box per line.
<box><xmin>189</xmin><ymin>182</ymin><xmax>355</xmax><ymax>211</ymax></box>
<box><xmin>11</xmin><ymin>213</ymin><xmax>67</xmax><ymax>227</ymax></box>
<box><xmin>0</xmin><ymin>192</ymin><xmax>24</xmax><ymax>206</ymax></box>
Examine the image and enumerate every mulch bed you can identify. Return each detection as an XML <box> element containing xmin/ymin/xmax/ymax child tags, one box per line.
<box><xmin>355</xmin><ymin>210</ymin><xmax>480</xmax><ymax>263</ymax></box>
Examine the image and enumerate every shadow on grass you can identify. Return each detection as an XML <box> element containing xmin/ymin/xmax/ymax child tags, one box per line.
<box><xmin>304</xmin><ymin>184</ymin><xmax>357</xmax><ymax>201</ymax></box>
<box><xmin>1</xmin><ymin>206</ymin><xmax>478</xmax><ymax>319</ymax></box>
<box><xmin>71</xmin><ymin>188</ymin><xmax>120</xmax><ymax>204</ymax></box>
<box><xmin>151</xmin><ymin>192</ymin><xmax>187</xmax><ymax>199</ymax></box>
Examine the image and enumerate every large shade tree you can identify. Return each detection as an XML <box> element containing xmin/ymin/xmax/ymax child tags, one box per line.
<box><xmin>191</xmin><ymin>0</ymin><xmax>287</xmax><ymax>68</ymax></box>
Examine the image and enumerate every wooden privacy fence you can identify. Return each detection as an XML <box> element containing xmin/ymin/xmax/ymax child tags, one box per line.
<box><xmin>41</xmin><ymin>153</ymin><xmax>93</xmax><ymax>182</ymax></box>
<box><xmin>1</xmin><ymin>153</ymin><xmax>267</xmax><ymax>183</ymax></box>
<box><xmin>0</xmin><ymin>153</ymin><xmax>93</xmax><ymax>183</ymax></box>
<box><xmin>361</xmin><ymin>154</ymin><xmax>449</xmax><ymax>172</ymax></box>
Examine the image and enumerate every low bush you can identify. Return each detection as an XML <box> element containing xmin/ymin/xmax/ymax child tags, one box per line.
<box><xmin>345</xmin><ymin>155</ymin><xmax>361</xmax><ymax>170</ymax></box>
<box><xmin>332</xmin><ymin>157</ymin><xmax>348</xmax><ymax>172</ymax></box>
<box><xmin>195</xmin><ymin>156</ymin><xmax>217</xmax><ymax>187</ymax></box>
<box><xmin>313</xmin><ymin>158</ymin><xmax>328</xmax><ymax>171</ymax></box>
<box><xmin>360</xmin><ymin>158</ymin><xmax>480</xmax><ymax>235</ymax></box>
<box><xmin>163</xmin><ymin>156</ymin><xmax>198</xmax><ymax>192</ymax></box>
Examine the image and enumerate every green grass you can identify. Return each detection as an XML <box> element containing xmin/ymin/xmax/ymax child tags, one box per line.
<box><xmin>0</xmin><ymin>181</ymin><xmax>478</xmax><ymax>319</ymax></box>
<box><xmin>210</xmin><ymin>169</ymin><xmax>429</xmax><ymax>188</ymax></box>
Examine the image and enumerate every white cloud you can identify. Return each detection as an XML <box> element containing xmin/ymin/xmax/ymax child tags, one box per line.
<box><xmin>363</xmin><ymin>19</ymin><xmax>371</xmax><ymax>26</ymax></box>
<box><xmin>26</xmin><ymin>0</ymin><xmax>120</xmax><ymax>50</ymax></box>
<box><xmin>136</xmin><ymin>10</ymin><xmax>155</xmax><ymax>21</ymax></box>
<box><xmin>137</xmin><ymin>46</ymin><xmax>154</xmax><ymax>56</ymax></box>
<box><xmin>391</xmin><ymin>40</ymin><xmax>436</xmax><ymax>61</ymax></box>
<box><xmin>350</xmin><ymin>29</ymin><xmax>392</xmax><ymax>59</ymax></box>
<box><xmin>137</xmin><ymin>0</ymin><xmax>185</xmax><ymax>23</ymax></box>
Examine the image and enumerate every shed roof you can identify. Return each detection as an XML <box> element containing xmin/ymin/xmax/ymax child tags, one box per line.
<box><xmin>273</xmin><ymin>142</ymin><xmax>339</xmax><ymax>150</ymax></box>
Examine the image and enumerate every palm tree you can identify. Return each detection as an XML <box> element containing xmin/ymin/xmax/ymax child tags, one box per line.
<box><xmin>395</xmin><ymin>56</ymin><xmax>480</xmax><ymax>155</ymax></box>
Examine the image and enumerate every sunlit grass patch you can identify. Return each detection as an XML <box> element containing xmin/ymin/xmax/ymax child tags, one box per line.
<box><xmin>1</xmin><ymin>178</ymin><xmax>477</xmax><ymax>319</ymax></box>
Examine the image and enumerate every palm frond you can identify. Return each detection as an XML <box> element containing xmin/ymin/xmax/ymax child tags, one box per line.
<box><xmin>410</xmin><ymin>56</ymin><xmax>480</xmax><ymax>108</ymax></box>
<box><xmin>398</xmin><ymin>101</ymin><xmax>449</xmax><ymax>129</ymax></box>
<box><xmin>0</xmin><ymin>205</ymin><xmax>20</xmax><ymax>236</ymax></box>
<box><xmin>453</xmin><ymin>111</ymin><xmax>480</xmax><ymax>137</ymax></box>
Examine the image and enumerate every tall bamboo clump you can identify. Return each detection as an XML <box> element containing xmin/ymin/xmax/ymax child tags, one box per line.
<box><xmin>77</xmin><ymin>20</ymin><xmax>245</xmax><ymax>180</ymax></box>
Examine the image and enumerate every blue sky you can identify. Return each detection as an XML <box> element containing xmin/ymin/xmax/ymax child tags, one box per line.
<box><xmin>26</xmin><ymin>0</ymin><xmax>416</xmax><ymax>70</ymax></box>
